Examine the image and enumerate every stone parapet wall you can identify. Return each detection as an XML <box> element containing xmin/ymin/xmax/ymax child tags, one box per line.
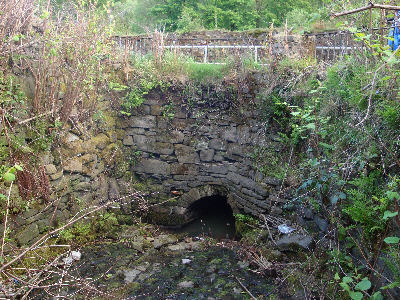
<box><xmin>114</xmin><ymin>30</ymin><xmax>316</xmax><ymax>62</ymax></box>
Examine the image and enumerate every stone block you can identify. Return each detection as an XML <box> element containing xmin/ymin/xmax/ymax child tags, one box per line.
<box><xmin>126</xmin><ymin>128</ymin><xmax>146</xmax><ymax>135</ymax></box>
<box><xmin>74</xmin><ymin>181</ymin><xmax>92</xmax><ymax>191</ymax></box>
<box><xmin>134</xmin><ymin>159</ymin><xmax>170</xmax><ymax>175</ymax></box>
<box><xmin>174</xmin><ymin>110</ymin><xmax>187</xmax><ymax>119</ymax></box>
<box><xmin>221</xmin><ymin>126</ymin><xmax>238</xmax><ymax>142</ymax></box>
<box><xmin>241</xmin><ymin>188</ymin><xmax>264</xmax><ymax>200</ymax></box>
<box><xmin>133</xmin><ymin>135</ymin><xmax>156</xmax><ymax>152</ymax></box>
<box><xmin>237</xmin><ymin>126</ymin><xmax>251</xmax><ymax>144</ymax></box>
<box><xmin>151</xmin><ymin>142</ymin><xmax>174</xmax><ymax>155</ymax></box>
<box><xmin>200</xmin><ymin>149</ymin><xmax>215</xmax><ymax>162</ymax></box>
<box><xmin>150</xmin><ymin>105</ymin><xmax>162</xmax><ymax>116</ymax></box>
<box><xmin>263</xmin><ymin>176</ymin><xmax>281</xmax><ymax>186</ymax></box>
<box><xmin>200</xmin><ymin>164</ymin><xmax>228</xmax><ymax>175</ymax></box>
<box><xmin>128</xmin><ymin>116</ymin><xmax>156</xmax><ymax>128</ymax></box>
<box><xmin>172</xmin><ymin>118</ymin><xmax>191</xmax><ymax>130</ymax></box>
<box><xmin>80</xmin><ymin>154</ymin><xmax>97</xmax><ymax>164</ymax></box>
<box><xmin>44</xmin><ymin>164</ymin><xmax>57</xmax><ymax>175</ymax></box>
<box><xmin>170</xmin><ymin>130</ymin><xmax>185</xmax><ymax>144</ymax></box>
<box><xmin>50</xmin><ymin>170</ymin><xmax>63</xmax><ymax>181</ymax></box>
<box><xmin>173</xmin><ymin>175</ymin><xmax>195</xmax><ymax>181</ymax></box>
<box><xmin>157</xmin><ymin>116</ymin><xmax>168</xmax><ymax>129</ymax></box>
<box><xmin>109</xmin><ymin>178</ymin><xmax>120</xmax><ymax>200</ymax></box>
<box><xmin>170</xmin><ymin>164</ymin><xmax>199</xmax><ymax>175</ymax></box>
<box><xmin>64</xmin><ymin>132</ymin><xmax>80</xmax><ymax>143</ymax></box>
<box><xmin>174</xmin><ymin>144</ymin><xmax>199</xmax><ymax>164</ymax></box>
<box><xmin>145</xmin><ymin>130</ymin><xmax>157</xmax><ymax>136</ymax></box>
<box><xmin>214</xmin><ymin>153</ymin><xmax>224</xmax><ymax>161</ymax></box>
<box><xmin>209</xmin><ymin>139</ymin><xmax>227</xmax><ymax>151</ymax></box>
<box><xmin>123</xmin><ymin>135</ymin><xmax>134</xmax><ymax>146</ymax></box>
<box><xmin>226</xmin><ymin>144</ymin><xmax>245</xmax><ymax>158</ymax></box>
<box><xmin>16</xmin><ymin>223</ymin><xmax>39</xmax><ymax>245</ymax></box>
<box><xmin>277</xmin><ymin>235</ymin><xmax>313</xmax><ymax>251</ymax></box>
<box><xmin>63</xmin><ymin>158</ymin><xmax>83</xmax><ymax>173</ymax></box>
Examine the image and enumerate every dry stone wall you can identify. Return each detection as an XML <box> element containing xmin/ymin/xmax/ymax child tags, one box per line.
<box><xmin>9</xmin><ymin>83</ymin><xmax>289</xmax><ymax>245</ymax></box>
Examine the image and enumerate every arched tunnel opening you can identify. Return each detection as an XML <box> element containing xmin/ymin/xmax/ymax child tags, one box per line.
<box><xmin>174</xmin><ymin>195</ymin><xmax>237</xmax><ymax>240</ymax></box>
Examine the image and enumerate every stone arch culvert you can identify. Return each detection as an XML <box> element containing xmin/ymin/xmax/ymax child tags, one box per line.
<box><xmin>119</xmin><ymin>88</ymin><xmax>287</xmax><ymax>227</ymax></box>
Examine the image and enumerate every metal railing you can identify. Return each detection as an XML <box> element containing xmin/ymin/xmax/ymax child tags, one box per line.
<box><xmin>113</xmin><ymin>35</ymin><xmax>269</xmax><ymax>64</ymax></box>
<box><xmin>114</xmin><ymin>28</ymin><xmax>392</xmax><ymax>63</ymax></box>
<box><xmin>160</xmin><ymin>45</ymin><xmax>266</xmax><ymax>63</ymax></box>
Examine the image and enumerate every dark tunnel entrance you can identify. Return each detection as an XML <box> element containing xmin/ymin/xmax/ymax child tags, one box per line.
<box><xmin>174</xmin><ymin>195</ymin><xmax>237</xmax><ymax>240</ymax></box>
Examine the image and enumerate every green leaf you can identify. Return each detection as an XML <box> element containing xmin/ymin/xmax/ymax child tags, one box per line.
<box><xmin>331</xmin><ymin>195</ymin><xmax>339</xmax><ymax>205</ymax></box>
<box><xmin>355</xmin><ymin>279</ymin><xmax>371</xmax><ymax>291</ymax></box>
<box><xmin>339</xmin><ymin>282</ymin><xmax>350</xmax><ymax>292</ymax></box>
<box><xmin>349</xmin><ymin>291</ymin><xmax>363</xmax><ymax>300</ymax></box>
<box><xmin>40</xmin><ymin>10</ymin><xmax>50</xmax><ymax>19</ymax></box>
<box><xmin>12</xmin><ymin>35</ymin><xmax>20</xmax><ymax>42</ymax></box>
<box><xmin>0</xmin><ymin>194</ymin><xmax>6</xmax><ymax>200</ymax></box>
<box><xmin>3</xmin><ymin>172</ymin><xmax>15</xmax><ymax>182</ymax></box>
<box><xmin>305</xmin><ymin>123</ymin><xmax>316</xmax><ymax>130</ymax></box>
<box><xmin>386</xmin><ymin>191</ymin><xmax>400</xmax><ymax>200</ymax></box>
<box><xmin>371</xmin><ymin>291</ymin><xmax>383</xmax><ymax>300</ymax></box>
<box><xmin>381</xmin><ymin>280</ymin><xmax>400</xmax><ymax>289</ymax></box>
<box><xmin>342</xmin><ymin>277</ymin><xmax>353</xmax><ymax>284</ymax></box>
<box><xmin>14</xmin><ymin>164</ymin><xmax>23</xmax><ymax>171</ymax></box>
<box><xmin>49</xmin><ymin>48</ymin><xmax>57</xmax><ymax>57</ymax></box>
<box><xmin>334</xmin><ymin>273</ymin><xmax>340</xmax><ymax>280</ymax></box>
<box><xmin>383</xmin><ymin>211</ymin><xmax>398</xmax><ymax>220</ymax></box>
<box><xmin>319</xmin><ymin>142</ymin><xmax>334</xmax><ymax>150</ymax></box>
<box><xmin>384</xmin><ymin>236</ymin><xmax>400</xmax><ymax>244</ymax></box>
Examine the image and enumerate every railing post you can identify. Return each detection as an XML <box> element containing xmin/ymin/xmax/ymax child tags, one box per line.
<box><xmin>255</xmin><ymin>46</ymin><xmax>258</xmax><ymax>63</ymax></box>
<box><xmin>204</xmin><ymin>45</ymin><xmax>208</xmax><ymax>63</ymax></box>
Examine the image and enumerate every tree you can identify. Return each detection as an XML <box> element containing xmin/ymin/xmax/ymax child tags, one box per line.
<box><xmin>113</xmin><ymin>0</ymin><xmax>157</xmax><ymax>34</ymax></box>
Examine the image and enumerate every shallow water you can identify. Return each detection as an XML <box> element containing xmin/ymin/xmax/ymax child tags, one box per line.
<box><xmin>172</xmin><ymin>196</ymin><xmax>237</xmax><ymax>239</ymax></box>
<box><xmin>173</xmin><ymin>206</ymin><xmax>236</xmax><ymax>239</ymax></box>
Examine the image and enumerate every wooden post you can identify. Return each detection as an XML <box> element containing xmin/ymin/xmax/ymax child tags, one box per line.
<box><xmin>269</xmin><ymin>23</ymin><xmax>273</xmax><ymax>56</ymax></box>
<box><xmin>380</xmin><ymin>8</ymin><xmax>384</xmax><ymax>44</ymax></box>
<box><xmin>284</xmin><ymin>19</ymin><xmax>289</xmax><ymax>53</ymax></box>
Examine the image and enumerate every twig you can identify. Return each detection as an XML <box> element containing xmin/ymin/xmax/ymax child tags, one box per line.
<box><xmin>262</xmin><ymin>214</ymin><xmax>277</xmax><ymax>246</ymax></box>
<box><xmin>235</xmin><ymin>276</ymin><xmax>257</xmax><ymax>300</ymax></box>
<box><xmin>17</xmin><ymin>111</ymin><xmax>53</xmax><ymax>125</ymax></box>
<box><xmin>1</xmin><ymin>182</ymin><xmax>13</xmax><ymax>265</ymax></box>
<box><xmin>0</xmin><ymin>201</ymin><xmax>110</xmax><ymax>273</ymax></box>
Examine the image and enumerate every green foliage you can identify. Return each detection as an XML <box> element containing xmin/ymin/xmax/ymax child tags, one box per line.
<box><xmin>234</xmin><ymin>213</ymin><xmax>259</xmax><ymax>236</ymax></box>
<box><xmin>112</xmin><ymin>0</ymin><xmax>327</xmax><ymax>34</ymax></box>
<box><xmin>119</xmin><ymin>57</ymin><xmax>167</xmax><ymax>115</ymax></box>
<box><xmin>59</xmin><ymin>222</ymin><xmax>94</xmax><ymax>244</ymax></box>
<box><xmin>58</xmin><ymin>212</ymin><xmax>119</xmax><ymax>245</ymax></box>
<box><xmin>176</xmin><ymin>6</ymin><xmax>204</xmax><ymax>33</ymax></box>
<box><xmin>112</xmin><ymin>0</ymin><xmax>156</xmax><ymax>34</ymax></box>
<box><xmin>185</xmin><ymin>62</ymin><xmax>227</xmax><ymax>83</ymax></box>
<box><xmin>286</xmin><ymin>8</ymin><xmax>321</xmax><ymax>33</ymax></box>
<box><xmin>162</xmin><ymin>102</ymin><xmax>175</xmax><ymax>120</ymax></box>
<box><xmin>335</xmin><ymin>274</ymin><xmax>372</xmax><ymax>300</ymax></box>
<box><xmin>377</xmin><ymin>101</ymin><xmax>400</xmax><ymax>130</ymax></box>
<box><xmin>343</xmin><ymin>171</ymin><xmax>389</xmax><ymax>238</ymax></box>
<box><xmin>2</xmin><ymin>164</ymin><xmax>23</xmax><ymax>183</ymax></box>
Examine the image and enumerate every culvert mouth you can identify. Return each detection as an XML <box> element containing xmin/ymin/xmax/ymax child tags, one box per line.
<box><xmin>172</xmin><ymin>195</ymin><xmax>237</xmax><ymax>239</ymax></box>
